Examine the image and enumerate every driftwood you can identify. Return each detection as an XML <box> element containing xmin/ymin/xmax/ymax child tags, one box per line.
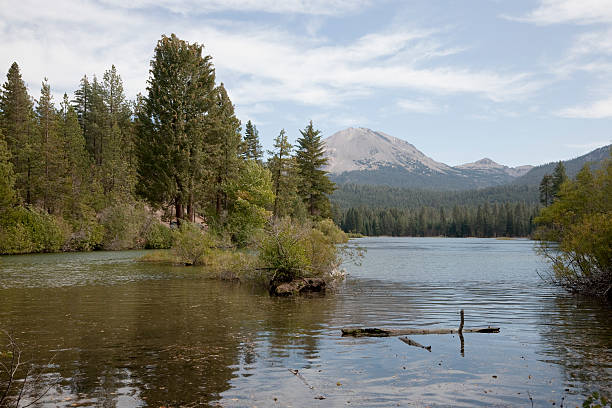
<box><xmin>341</xmin><ymin>309</ymin><xmax>499</xmax><ymax>337</ymax></box>
<box><xmin>341</xmin><ymin>327</ymin><xmax>499</xmax><ymax>336</ymax></box>
<box><xmin>399</xmin><ymin>337</ymin><xmax>431</xmax><ymax>351</ymax></box>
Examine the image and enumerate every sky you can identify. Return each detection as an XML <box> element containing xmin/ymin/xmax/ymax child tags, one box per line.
<box><xmin>1</xmin><ymin>0</ymin><xmax>611</xmax><ymax>167</ymax></box>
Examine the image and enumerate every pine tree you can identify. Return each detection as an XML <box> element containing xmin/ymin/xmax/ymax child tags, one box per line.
<box><xmin>539</xmin><ymin>174</ymin><xmax>553</xmax><ymax>206</ymax></box>
<box><xmin>100</xmin><ymin>65</ymin><xmax>135</xmax><ymax>199</ymax></box>
<box><xmin>58</xmin><ymin>94</ymin><xmax>90</xmax><ymax>219</ymax></box>
<box><xmin>0</xmin><ymin>62</ymin><xmax>36</xmax><ymax>204</ymax></box>
<box><xmin>268</xmin><ymin>128</ymin><xmax>297</xmax><ymax>217</ymax></box>
<box><xmin>35</xmin><ymin>79</ymin><xmax>62</xmax><ymax>213</ymax></box>
<box><xmin>73</xmin><ymin>75</ymin><xmax>92</xmax><ymax>148</ymax></box>
<box><xmin>204</xmin><ymin>83</ymin><xmax>243</xmax><ymax>220</ymax></box>
<box><xmin>0</xmin><ymin>130</ymin><xmax>16</xmax><ymax>210</ymax></box>
<box><xmin>295</xmin><ymin>121</ymin><xmax>335</xmax><ymax>217</ymax></box>
<box><xmin>551</xmin><ymin>161</ymin><xmax>567</xmax><ymax>200</ymax></box>
<box><xmin>243</xmin><ymin>120</ymin><xmax>263</xmax><ymax>162</ymax></box>
<box><xmin>136</xmin><ymin>34</ymin><xmax>216</xmax><ymax>221</ymax></box>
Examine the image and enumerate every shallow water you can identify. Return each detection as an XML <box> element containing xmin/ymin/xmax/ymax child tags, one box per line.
<box><xmin>0</xmin><ymin>238</ymin><xmax>610</xmax><ymax>407</ymax></box>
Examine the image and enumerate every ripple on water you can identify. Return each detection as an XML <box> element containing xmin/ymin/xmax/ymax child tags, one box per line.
<box><xmin>0</xmin><ymin>238</ymin><xmax>611</xmax><ymax>407</ymax></box>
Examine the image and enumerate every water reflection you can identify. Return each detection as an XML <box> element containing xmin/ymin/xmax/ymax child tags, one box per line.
<box><xmin>537</xmin><ymin>294</ymin><xmax>612</xmax><ymax>397</ymax></box>
<box><xmin>0</xmin><ymin>270</ymin><xmax>337</xmax><ymax>406</ymax></box>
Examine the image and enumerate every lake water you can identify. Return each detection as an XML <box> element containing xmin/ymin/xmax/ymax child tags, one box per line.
<box><xmin>1</xmin><ymin>237</ymin><xmax>611</xmax><ymax>407</ymax></box>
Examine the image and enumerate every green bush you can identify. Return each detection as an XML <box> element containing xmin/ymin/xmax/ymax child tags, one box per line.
<box><xmin>257</xmin><ymin>218</ymin><xmax>343</xmax><ymax>285</ymax></box>
<box><xmin>315</xmin><ymin>218</ymin><xmax>348</xmax><ymax>244</ymax></box>
<box><xmin>145</xmin><ymin>222</ymin><xmax>173</xmax><ymax>249</ymax></box>
<box><xmin>98</xmin><ymin>201</ymin><xmax>153</xmax><ymax>250</ymax></box>
<box><xmin>172</xmin><ymin>222</ymin><xmax>216</xmax><ymax>265</ymax></box>
<box><xmin>0</xmin><ymin>206</ymin><xmax>68</xmax><ymax>254</ymax></box>
<box><xmin>64</xmin><ymin>207</ymin><xmax>104</xmax><ymax>251</ymax></box>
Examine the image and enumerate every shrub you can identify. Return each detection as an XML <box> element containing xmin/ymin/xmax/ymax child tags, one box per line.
<box><xmin>257</xmin><ymin>218</ymin><xmax>345</xmax><ymax>285</ymax></box>
<box><xmin>257</xmin><ymin>218</ymin><xmax>311</xmax><ymax>283</ymax></box>
<box><xmin>145</xmin><ymin>222</ymin><xmax>173</xmax><ymax>249</ymax></box>
<box><xmin>64</xmin><ymin>208</ymin><xmax>104</xmax><ymax>251</ymax></box>
<box><xmin>98</xmin><ymin>201</ymin><xmax>153</xmax><ymax>250</ymax></box>
<box><xmin>0</xmin><ymin>206</ymin><xmax>67</xmax><ymax>254</ymax></box>
<box><xmin>315</xmin><ymin>218</ymin><xmax>348</xmax><ymax>244</ymax></box>
<box><xmin>172</xmin><ymin>222</ymin><xmax>216</xmax><ymax>265</ymax></box>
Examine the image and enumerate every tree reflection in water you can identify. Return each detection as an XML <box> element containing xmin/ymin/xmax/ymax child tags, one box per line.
<box><xmin>0</xmin><ymin>276</ymin><xmax>336</xmax><ymax>406</ymax></box>
<box><xmin>537</xmin><ymin>293</ymin><xmax>612</xmax><ymax>397</ymax></box>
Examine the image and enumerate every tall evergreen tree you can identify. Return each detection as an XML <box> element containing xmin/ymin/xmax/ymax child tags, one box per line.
<box><xmin>539</xmin><ymin>174</ymin><xmax>553</xmax><ymax>206</ymax></box>
<box><xmin>551</xmin><ymin>161</ymin><xmax>567</xmax><ymax>200</ymax></box>
<box><xmin>35</xmin><ymin>79</ymin><xmax>61</xmax><ymax>213</ymax></box>
<box><xmin>204</xmin><ymin>83</ymin><xmax>243</xmax><ymax>220</ymax></box>
<box><xmin>243</xmin><ymin>120</ymin><xmax>263</xmax><ymax>162</ymax></box>
<box><xmin>295</xmin><ymin>121</ymin><xmax>335</xmax><ymax>217</ymax></box>
<box><xmin>136</xmin><ymin>34</ymin><xmax>216</xmax><ymax>221</ymax></box>
<box><xmin>268</xmin><ymin>128</ymin><xmax>297</xmax><ymax>217</ymax></box>
<box><xmin>0</xmin><ymin>62</ymin><xmax>36</xmax><ymax>204</ymax></box>
<box><xmin>0</xmin><ymin>131</ymin><xmax>16</xmax><ymax>211</ymax></box>
<box><xmin>72</xmin><ymin>75</ymin><xmax>92</xmax><ymax>148</ymax></box>
<box><xmin>100</xmin><ymin>65</ymin><xmax>135</xmax><ymax>199</ymax></box>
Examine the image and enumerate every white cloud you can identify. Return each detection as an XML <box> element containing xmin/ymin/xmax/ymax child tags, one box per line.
<box><xmin>557</xmin><ymin>96</ymin><xmax>612</xmax><ymax>118</ymax></box>
<box><xmin>397</xmin><ymin>98</ymin><xmax>439</xmax><ymax>113</ymax></box>
<box><xmin>515</xmin><ymin>0</ymin><xmax>612</xmax><ymax>25</ymax></box>
<box><xmin>0</xmin><ymin>0</ymin><xmax>541</xmax><ymax>112</ymax></box>
<box><xmin>97</xmin><ymin>0</ymin><xmax>373</xmax><ymax>15</ymax></box>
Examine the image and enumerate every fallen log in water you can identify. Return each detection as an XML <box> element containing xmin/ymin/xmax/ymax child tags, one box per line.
<box><xmin>341</xmin><ymin>327</ymin><xmax>499</xmax><ymax>336</ymax></box>
<box><xmin>341</xmin><ymin>309</ymin><xmax>499</xmax><ymax>337</ymax></box>
<box><xmin>399</xmin><ymin>337</ymin><xmax>432</xmax><ymax>351</ymax></box>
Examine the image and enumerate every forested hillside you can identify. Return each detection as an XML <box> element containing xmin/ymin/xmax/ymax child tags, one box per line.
<box><xmin>331</xmin><ymin>184</ymin><xmax>540</xmax><ymax>237</ymax></box>
<box><xmin>331</xmin><ymin>183</ymin><xmax>538</xmax><ymax>209</ymax></box>
<box><xmin>336</xmin><ymin>203</ymin><xmax>539</xmax><ymax>237</ymax></box>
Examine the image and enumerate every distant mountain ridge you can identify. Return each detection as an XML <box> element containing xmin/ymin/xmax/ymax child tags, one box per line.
<box><xmin>456</xmin><ymin>158</ymin><xmax>533</xmax><ymax>178</ymax></box>
<box><xmin>324</xmin><ymin>127</ymin><xmax>535</xmax><ymax>190</ymax></box>
<box><xmin>513</xmin><ymin>144</ymin><xmax>611</xmax><ymax>186</ymax></box>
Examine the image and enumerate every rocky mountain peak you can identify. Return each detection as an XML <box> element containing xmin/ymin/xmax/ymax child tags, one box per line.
<box><xmin>324</xmin><ymin>127</ymin><xmax>452</xmax><ymax>175</ymax></box>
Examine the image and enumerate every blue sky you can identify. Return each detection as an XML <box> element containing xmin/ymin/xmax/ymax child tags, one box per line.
<box><xmin>1</xmin><ymin>0</ymin><xmax>611</xmax><ymax>166</ymax></box>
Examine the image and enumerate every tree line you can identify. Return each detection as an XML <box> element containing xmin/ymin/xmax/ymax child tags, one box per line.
<box><xmin>0</xmin><ymin>34</ymin><xmax>334</xmax><ymax>254</ymax></box>
<box><xmin>336</xmin><ymin>202</ymin><xmax>539</xmax><ymax>237</ymax></box>
<box><xmin>331</xmin><ymin>183</ymin><xmax>540</xmax><ymax>237</ymax></box>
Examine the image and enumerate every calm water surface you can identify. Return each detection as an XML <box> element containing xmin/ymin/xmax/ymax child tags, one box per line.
<box><xmin>0</xmin><ymin>238</ymin><xmax>610</xmax><ymax>407</ymax></box>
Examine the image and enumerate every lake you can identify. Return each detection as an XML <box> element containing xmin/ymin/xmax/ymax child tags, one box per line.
<box><xmin>1</xmin><ymin>237</ymin><xmax>611</xmax><ymax>407</ymax></box>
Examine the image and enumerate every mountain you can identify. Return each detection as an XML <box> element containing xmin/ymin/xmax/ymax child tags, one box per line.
<box><xmin>325</xmin><ymin>127</ymin><xmax>453</xmax><ymax>174</ymax></box>
<box><xmin>513</xmin><ymin>144</ymin><xmax>611</xmax><ymax>186</ymax></box>
<box><xmin>456</xmin><ymin>158</ymin><xmax>533</xmax><ymax>178</ymax></box>
<box><xmin>324</xmin><ymin>127</ymin><xmax>532</xmax><ymax>190</ymax></box>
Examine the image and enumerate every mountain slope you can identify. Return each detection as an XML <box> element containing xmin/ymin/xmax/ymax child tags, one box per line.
<box><xmin>325</xmin><ymin>127</ymin><xmax>452</xmax><ymax>174</ymax></box>
<box><xmin>324</xmin><ymin>127</ymin><xmax>530</xmax><ymax>190</ymax></box>
<box><xmin>456</xmin><ymin>158</ymin><xmax>532</xmax><ymax>178</ymax></box>
<box><xmin>513</xmin><ymin>144</ymin><xmax>611</xmax><ymax>185</ymax></box>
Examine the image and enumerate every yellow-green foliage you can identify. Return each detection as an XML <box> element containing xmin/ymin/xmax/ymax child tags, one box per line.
<box><xmin>226</xmin><ymin>161</ymin><xmax>274</xmax><ymax>246</ymax></box>
<box><xmin>205</xmin><ymin>249</ymin><xmax>259</xmax><ymax>280</ymax></box>
<box><xmin>315</xmin><ymin>218</ymin><xmax>348</xmax><ymax>244</ymax></box>
<box><xmin>98</xmin><ymin>201</ymin><xmax>155</xmax><ymax>250</ymax></box>
<box><xmin>138</xmin><ymin>249</ymin><xmax>176</xmax><ymax>263</ymax></box>
<box><xmin>172</xmin><ymin>222</ymin><xmax>216</xmax><ymax>265</ymax></box>
<box><xmin>257</xmin><ymin>218</ymin><xmax>343</xmax><ymax>283</ymax></box>
<box><xmin>64</xmin><ymin>206</ymin><xmax>104</xmax><ymax>251</ymax></box>
<box><xmin>0</xmin><ymin>206</ymin><xmax>68</xmax><ymax>254</ymax></box>
<box><xmin>535</xmin><ymin>156</ymin><xmax>612</xmax><ymax>298</ymax></box>
<box><xmin>145</xmin><ymin>222</ymin><xmax>173</xmax><ymax>249</ymax></box>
